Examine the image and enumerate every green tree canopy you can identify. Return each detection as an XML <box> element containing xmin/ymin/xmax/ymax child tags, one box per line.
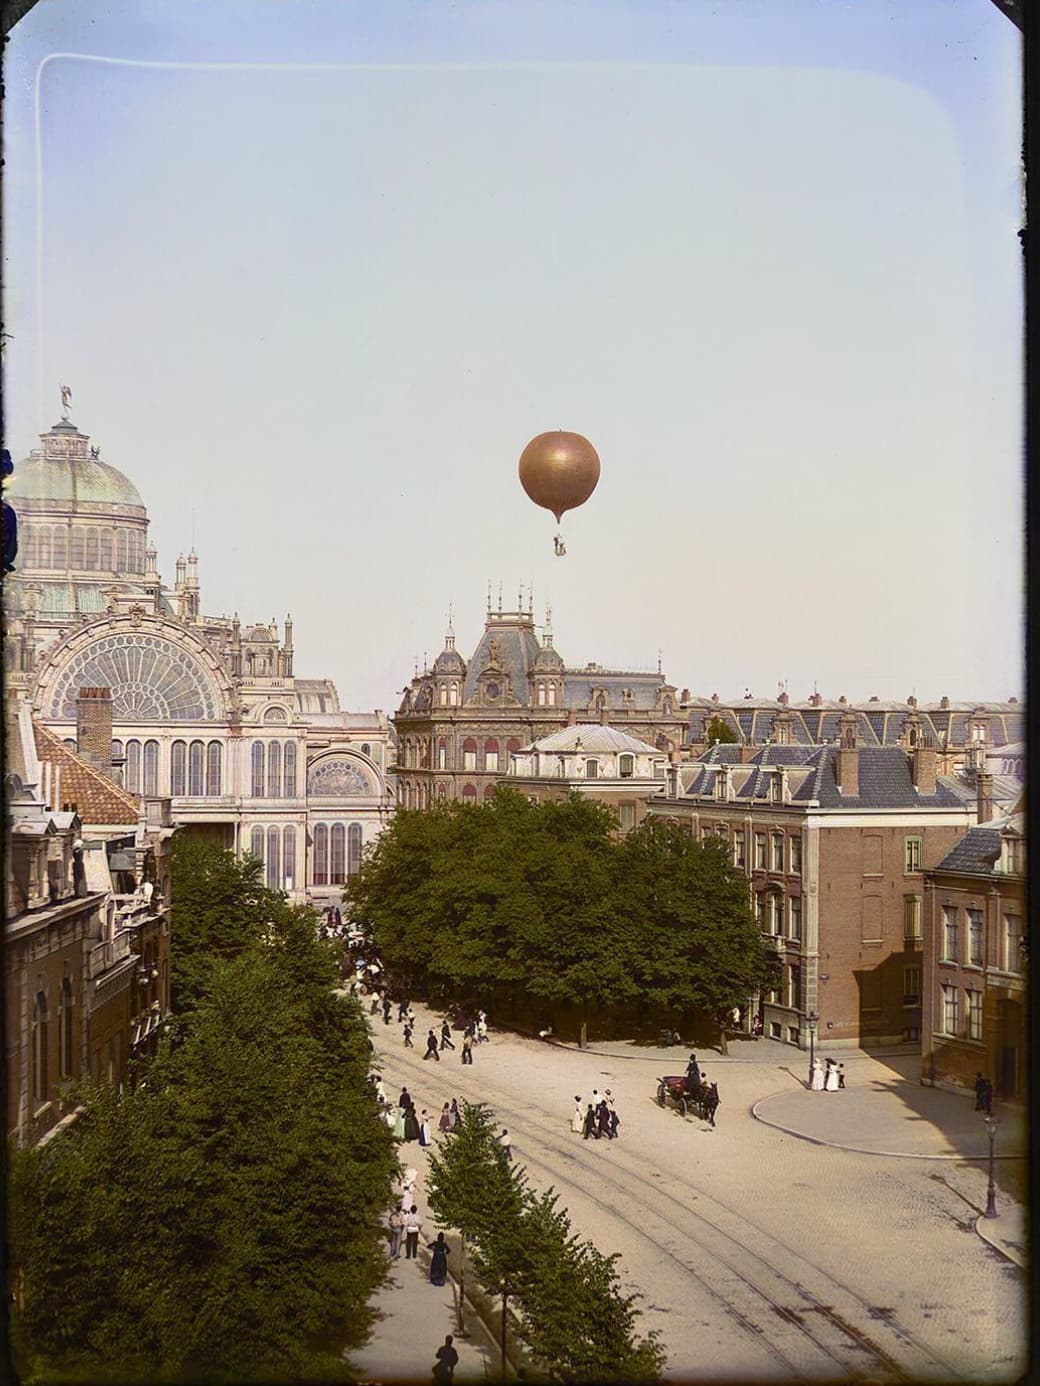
<box><xmin>704</xmin><ymin>714</ymin><xmax>739</xmax><ymax>744</ymax></box>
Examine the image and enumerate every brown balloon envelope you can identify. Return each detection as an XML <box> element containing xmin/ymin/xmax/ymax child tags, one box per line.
<box><xmin>518</xmin><ymin>431</ymin><xmax>601</xmax><ymax>523</ymax></box>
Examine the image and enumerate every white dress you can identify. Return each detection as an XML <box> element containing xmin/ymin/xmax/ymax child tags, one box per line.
<box><xmin>571</xmin><ymin>1106</ymin><xmax>584</xmax><ymax>1133</ymax></box>
<box><xmin>810</xmin><ymin>1061</ymin><xmax>824</xmax><ymax>1091</ymax></box>
<box><xmin>824</xmin><ymin>1064</ymin><xmax>839</xmax><ymax>1091</ymax></box>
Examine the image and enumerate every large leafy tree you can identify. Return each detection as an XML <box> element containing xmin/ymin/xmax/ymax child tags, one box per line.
<box><xmin>704</xmin><ymin>714</ymin><xmax>739</xmax><ymax>745</ymax></box>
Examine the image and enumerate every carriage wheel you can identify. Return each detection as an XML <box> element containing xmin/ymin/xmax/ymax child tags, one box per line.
<box><xmin>677</xmin><ymin>1096</ymin><xmax>689</xmax><ymax>1118</ymax></box>
<box><xmin>656</xmin><ymin>1083</ymin><xmax>667</xmax><ymax>1108</ymax></box>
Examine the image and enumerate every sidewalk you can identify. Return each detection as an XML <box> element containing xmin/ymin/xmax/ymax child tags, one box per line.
<box><xmin>975</xmin><ymin>1202</ymin><xmax>1028</xmax><ymax>1270</ymax></box>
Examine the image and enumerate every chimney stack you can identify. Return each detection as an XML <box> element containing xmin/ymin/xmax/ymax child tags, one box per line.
<box><xmin>836</xmin><ymin>710</ymin><xmax>859</xmax><ymax>797</ymax></box>
<box><xmin>912</xmin><ymin>738</ymin><xmax>938</xmax><ymax>795</ymax></box>
<box><xmin>976</xmin><ymin>770</ymin><xmax>995</xmax><ymax>824</ymax></box>
<box><xmin>76</xmin><ymin>687</ymin><xmax>114</xmax><ymax>775</ymax></box>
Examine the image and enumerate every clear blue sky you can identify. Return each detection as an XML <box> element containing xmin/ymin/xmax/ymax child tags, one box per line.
<box><xmin>4</xmin><ymin>1</ymin><xmax>1023</xmax><ymax>711</ymax></box>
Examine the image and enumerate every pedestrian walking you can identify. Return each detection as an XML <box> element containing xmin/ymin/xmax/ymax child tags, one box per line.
<box><xmin>571</xmin><ymin>1096</ymin><xmax>584</xmax><ymax>1133</ymax></box>
<box><xmin>608</xmin><ymin>1107</ymin><xmax>620</xmax><ymax>1139</ymax></box>
<box><xmin>810</xmin><ymin>1059</ymin><xmax>824</xmax><ymax>1091</ymax></box>
<box><xmin>419</xmin><ymin>1110</ymin><xmax>433</xmax><ymax>1147</ymax></box>
<box><xmin>597</xmin><ymin>1101</ymin><xmax>611</xmax><ymax>1139</ymax></box>
<box><xmin>424</xmin><ymin>1030</ymin><xmax>441</xmax><ymax>1062</ymax></box>
<box><xmin>981</xmin><ymin>1078</ymin><xmax>994</xmax><ymax>1114</ymax></box>
<box><xmin>974</xmin><ymin>1072</ymin><xmax>987</xmax><ymax>1111</ymax></box>
<box><xmin>404</xmin><ymin>1205</ymin><xmax>423</xmax><ymax>1259</ymax></box>
<box><xmin>450</xmin><ymin>1097</ymin><xmax>461</xmax><ymax>1126</ymax></box>
<box><xmin>383</xmin><ymin>998</ymin><xmax>393</xmax><ymax>1026</ymax></box>
<box><xmin>440</xmin><ymin>1020</ymin><xmax>456</xmax><ymax>1051</ymax></box>
<box><xmin>824</xmin><ymin>1059</ymin><xmax>839</xmax><ymax>1092</ymax></box>
<box><xmin>461</xmin><ymin>1036</ymin><xmax>474</xmax><ymax>1064</ymax></box>
<box><xmin>464</xmin><ymin>1019</ymin><xmax>476</xmax><ymax>1040</ymax></box>
<box><xmin>438</xmin><ymin>1103</ymin><xmax>452</xmax><ymax>1133</ymax></box>
<box><xmin>499</xmin><ymin>1129</ymin><xmax>512</xmax><ymax>1160</ymax></box>
<box><xmin>388</xmin><ymin>1208</ymin><xmax>405</xmax><ymax>1259</ymax></box>
<box><xmin>404</xmin><ymin>1021</ymin><xmax>415</xmax><ymax>1048</ymax></box>
<box><xmin>398</xmin><ymin>999</ymin><xmax>409</xmax><ymax>1022</ymax></box>
<box><xmin>837</xmin><ymin>1064</ymin><xmax>846</xmax><ymax>1089</ymax></box>
<box><xmin>476</xmin><ymin>1016</ymin><xmax>489</xmax><ymax>1043</ymax></box>
<box><xmin>399</xmin><ymin>1086</ymin><xmax>413</xmax><ymax>1111</ymax></box>
<box><xmin>433</xmin><ymin>1335</ymin><xmax>459</xmax><ymax>1383</ymax></box>
<box><xmin>428</xmin><ymin>1232</ymin><xmax>450</xmax><ymax>1286</ymax></box>
<box><xmin>393</xmin><ymin>1105</ymin><xmax>406</xmax><ymax>1141</ymax></box>
<box><xmin>583</xmin><ymin>1104</ymin><xmax>598</xmax><ymax>1140</ymax></box>
<box><xmin>404</xmin><ymin>1105</ymin><xmax>420</xmax><ymax>1142</ymax></box>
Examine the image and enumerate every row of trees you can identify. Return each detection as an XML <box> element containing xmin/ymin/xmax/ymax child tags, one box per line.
<box><xmin>346</xmin><ymin>790</ymin><xmax>776</xmax><ymax>1038</ymax></box>
<box><xmin>9</xmin><ymin>839</ymin><xmax>397</xmax><ymax>1384</ymax></box>
<box><xmin>427</xmin><ymin>1101</ymin><xmax>665</xmax><ymax>1382</ymax></box>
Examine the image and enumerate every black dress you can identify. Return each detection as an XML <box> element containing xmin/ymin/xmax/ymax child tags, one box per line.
<box><xmin>429</xmin><ymin>1238</ymin><xmax>449</xmax><ymax>1285</ymax></box>
<box><xmin>403</xmin><ymin>1107</ymin><xmax>420</xmax><ymax>1142</ymax></box>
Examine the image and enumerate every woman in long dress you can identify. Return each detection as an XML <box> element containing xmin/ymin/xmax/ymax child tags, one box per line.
<box><xmin>824</xmin><ymin>1059</ymin><xmax>839</xmax><ymax>1091</ymax></box>
<box><xmin>393</xmin><ymin>1106</ymin><xmax>407</xmax><ymax>1141</ymax></box>
<box><xmin>419</xmin><ymin>1111</ymin><xmax>433</xmax><ymax>1147</ymax></box>
<box><xmin>810</xmin><ymin>1059</ymin><xmax>824</xmax><ymax>1091</ymax></box>
<box><xmin>403</xmin><ymin>1105</ymin><xmax>420</xmax><ymax>1142</ymax></box>
<box><xmin>428</xmin><ymin>1233</ymin><xmax>450</xmax><ymax>1286</ymax></box>
<box><xmin>570</xmin><ymin>1097</ymin><xmax>584</xmax><ymax>1133</ymax></box>
<box><xmin>449</xmin><ymin>1098</ymin><xmax>460</xmax><ymax>1127</ymax></box>
<box><xmin>438</xmin><ymin>1103</ymin><xmax>452</xmax><ymax>1134</ymax></box>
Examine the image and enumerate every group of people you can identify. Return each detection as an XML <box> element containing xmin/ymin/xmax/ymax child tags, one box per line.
<box><xmin>572</xmin><ymin>1088</ymin><xmax>621</xmax><ymax>1140</ymax></box>
<box><xmin>387</xmin><ymin>1169</ymin><xmax>453</xmax><ymax>1294</ymax></box>
<box><xmin>809</xmin><ymin>1057</ymin><xmax>846</xmax><ymax>1091</ymax></box>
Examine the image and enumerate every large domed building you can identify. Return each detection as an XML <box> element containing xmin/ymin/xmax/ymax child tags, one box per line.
<box><xmin>6</xmin><ymin>406</ymin><xmax>393</xmax><ymax>906</ymax></box>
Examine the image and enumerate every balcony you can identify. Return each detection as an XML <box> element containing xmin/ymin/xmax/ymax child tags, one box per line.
<box><xmin>87</xmin><ymin>933</ymin><xmax>133</xmax><ymax>980</ymax></box>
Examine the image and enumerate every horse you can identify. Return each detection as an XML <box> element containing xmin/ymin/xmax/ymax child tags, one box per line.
<box><xmin>688</xmin><ymin>1080</ymin><xmax>721</xmax><ymax>1126</ymax></box>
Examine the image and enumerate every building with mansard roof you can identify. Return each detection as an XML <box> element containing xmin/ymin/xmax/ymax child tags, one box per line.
<box><xmin>5</xmin><ymin>407</ymin><xmax>393</xmax><ymax>907</ymax></box>
<box><xmin>393</xmin><ymin>594</ymin><xmax>685</xmax><ymax>808</ymax></box>
<box><xmin>507</xmin><ymin>724</ymin><xmax>667</xmax><ymax>831</ymax></box>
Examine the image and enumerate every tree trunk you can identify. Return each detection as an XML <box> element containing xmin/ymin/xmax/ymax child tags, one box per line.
<box><xmin>501</xmin><ymin>1291</ymin><xmax>508</xmax><ymax>1380</ymax></box>
<box><xmin>456</xmin><ymin>1236</ymin><xmax>467</xmax><ymax>1333</ymax></box>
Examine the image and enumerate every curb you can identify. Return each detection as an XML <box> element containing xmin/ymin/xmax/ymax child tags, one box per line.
<box><xmin>973</xmin><ymin>1214</ymin><xmax>1027</xmax><ymax>1270</ymax></box>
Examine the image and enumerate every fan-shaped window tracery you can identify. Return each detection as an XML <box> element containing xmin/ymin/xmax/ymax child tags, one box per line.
<box><xmin>46</xmin><ymin>632</ymin><xmax>220</xmax><ymax>721</ymax></box>
<box><xmin>307</xmin><ymin>759</ymin><xmax>374</xmax><ymax>797</ymax></box>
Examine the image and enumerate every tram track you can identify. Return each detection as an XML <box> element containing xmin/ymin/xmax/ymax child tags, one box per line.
<box><xmin>374</xmin><ymin>1035</ymin><xmax>970</xmax><ymax>1383</ymax></box>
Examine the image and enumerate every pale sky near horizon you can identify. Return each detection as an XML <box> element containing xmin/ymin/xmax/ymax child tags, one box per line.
<box><xmin>3</xmin><ymin>0</ymin><xmax>1023</xmax><ymax>712</ymax></box>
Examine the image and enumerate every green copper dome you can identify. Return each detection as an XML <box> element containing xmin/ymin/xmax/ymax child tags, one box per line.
<box><xmin>9</xmin><ymin>419</ymin><xmax>145</xmax><ymax>511</ymax></box>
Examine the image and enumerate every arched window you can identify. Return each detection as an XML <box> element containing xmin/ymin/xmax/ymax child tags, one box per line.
<box><xmin>440</xmin><ymin>685</ymin><xmax>448</xmax><ymax>705</ymax></box>
<box><xmin>282</xmin><ymin>827</ymin><xmax>296</xmax><ymax>888</ymax></box>
<box><xmin>263</xmin><ymin>705</ymin><xmax>288</xmax><ymax>723</ymax></box>
<box><xmin>206</xmin><ymin>741</ymin><xmax>222</xmax><ymax>796</ymax></box>
<box><xmin>462</xmin><ymin>784</ymin><xmax>477</xmax><ymax>800</ymax></box>
<box><xmin>37</xmin><ymin>527</ymin><xmax>52</xmax><ymax>568</ymax></box>
<box><xmin>143</xmin><ymin>740</ymin><xmax>159</xmax><ymax>795</ymax></box>
<box><xmin>450</xmin><ymin>682</ymin><xmax>459</xmax><ymax>706</ymax></box>
<box><xmin>250</xmin><ymin>826</ymin><xmax>265</xmax><ymax>863</ymax></box>
<box><xmin>171</xmin><ymin>741</ymin><xmax>186</xmax><ymax>795</ymax></box>
<box><xmin>59</xmin><ymin>977</ymin><xmax>75</xmax><ymax>1079</ymax></box>
<box><xmin>507</xmin><ymin>739</ymin><xmax>521</xmax><ymax>756</ymax></box>
<box><xmin>438</xmin><ymin>783</ymin><xmax>447</xmax><ymax>799</ymax></box>
<box><xmin>52</xmin><ymin>526</ymin><xmax>67</xmax><ymax>568</ymax></box>
<box><xmin>125</xmin><ymin>740</ymin><xmax>141</xmax><ymax>792</ymax></box>
<box><xmin>463</xmin><ymin>738</ymin><xmax>477</xmax><ymax>772</ymax></box>
<box><xmin>348</xmin><ymin>823</ymin><xmax>363</xmax><ymax>875</ymax></box>
<box><xmin>251</xmin><ymin>742</ymin><xmax>265</xmax><ymax>797</ymax></box>
<box><xmin>266</xmin><ymin>828</ymin><xmax>280</xmax><ymax>890</ymax></box>
<box><xmin>538</xmin><ymin>683</ymin><xmax>546</xmax><ymax>706</ymax></box>
<box><xmin>111</xmin><ymin>739</ymin><xmax>124</xmax><ymax>779</ymax></box>
<box><xmin>548</xmin><ymin>684</ymin><xmax>557</xmax><ymax>706</ymax></box>
<box><xmin>361</xmin><ymin>743</ymin><xmax>371</xmax><ymax>757</ymax></box>
<box><xmin>437</xmin><ymin>737</ymin><xmax>447</xmax><ymax>769</ymax></box>
<box><xmin>283</xmin><ymin>742</ymin><xmax>297</xmax><ymax>797</ymax></box>
<box><xmin>188</xmin><ymin>741</ymin><xmax>205</xmax><ymax>796</ymax></box>
<box><xmin>484</xmin><ymin>739</ymin><xmax>499</xmax><ymax>772</ymax></box>
<box><xmin>313</xmin><ymin>824</ymin><xmax>329</xmax><ymax>885</ymax></box>
<box><xmin>32</xmin><ymin>991</ymin><xmax>48</xmax><ymax>1104</ymax></box>
<box><xmin>330</xmin><ymin>824</ymin><xmax>346</xmax><ymax>884</ymax></box>
<box><xmin>99</xmin><ymin>528</ymin><xmax>113</xmax><ymax>571</ymax></box>
<box><xmin>267</xmin><ymin>742</ymin><xmax>282</xmax><ymax>798</ymax></box>
<box><xmin>85</xmin><ymin>527</ymin><xmax>99</xmax><ymax>570</ymax></box>
<box><xmin>619</xmin><ymin>754</ymin><xmax>635</xmax><ymax>779</ymax></box>
<box><xmin>484</xmin><ymin>784</ymin><xmax>496</xmax><ymax>800</ymax></box>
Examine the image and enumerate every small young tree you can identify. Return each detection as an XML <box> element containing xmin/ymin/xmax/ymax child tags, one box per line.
<box><xmin>705</xmin><ymin>714</ymin><xmax>739</xmax><ymax>745</ymax></box>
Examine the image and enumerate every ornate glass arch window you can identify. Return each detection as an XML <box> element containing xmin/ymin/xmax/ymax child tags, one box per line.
<box><xmin>206</xmin><ymin>741</ymin><xmax>222</xmax><ymax>796</ymax></box>
<box><xmin>188</xmin><ymin>741</ymin><xmax>205</xmax><ymax>796</ymax></box>
<box><xmin>32</xmin><ymin>991</ymin><xmax>49</xmax><ymax>1104</ymax></box>
<box><xmin>251</xmin><ymin>742</ymin><xmax>265</xmax><ymax>797</ymax></box>
<box><xmin>267</xmin><ymin>742</ymin><xmax>282</xmax><ymax>798</ymax></box>
<box><xmin>171</xmin><ymin>741</ymin><xmax>186</xmax><ymax>795</ymax></box>
<box><xmin>266</xmin><ymin>828</ymin><xmax>281</xmax><ymax>890</ymax></box>
<box><xmin>143</xmin><ymin>740</ymin><xmax>159</xmax><ymax>795</ymax></box>
<box><xmin>70</xmin><ymin>529</ymin><xmax>85</xmax><ymax>568</ymax></box>
<box><xmin>250</xmin><ymin>826</ymin><xmax>265</xmax><ymax>863</ymax></box>
<box><xmin>58</xmin><ymin>976</ymin><xmax>75</xmax><ymax>1079</ymax></box>
<box><xmin>348</xmin><ymin>823</ymin><xmax>362</xmax><ymax>875</ymax></box>
<box><xmin>282</xmin><ymin>826</ymin><xmax>296</xmax><ymax>886</ymax></box>
<box><xmin>313</xmin><ymin>824</ymin><xmax>329</xmax><ymax>885</ymax></box>
<box><xmin>46</xmin><ymin>631</ymin><xmax>221</xmax><ymax>721</ymax></box>
<box><xmin>283</xmin><ymin>742</ymin><xmax>297</xmax><ymax>797</ymax></box>
<box><xmin>263</xmin><ymin>705</ymin><xmax>288</xmax><ymax>723</ymax></box>
<box><xmin>307</xmin><ymin>759</ymin><xmax>373</xmax><ymax>797</ymax></box>
<box><xmin>125</xmin><ymin>740</ymin><xmax>142</xmax><ymax>792</ymax></box>
<box><xmin>330</xmin><ymin>824</ymin><xmax>346</xmax><ymax>884</ymax></box>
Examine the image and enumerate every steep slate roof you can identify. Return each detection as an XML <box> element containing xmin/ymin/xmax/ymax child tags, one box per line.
<box><xmin>463</xmin><ymin>619</ymin><xmax>543</xmax><ymax>704</ymax></box>
<box><xmin>32</xmin><ymin>722</ymin><xmax>139</xmax><ymax>825</ymax></box>
<box><xmin>562</xmin><ymin>673</ymin><xmax>664</xmax><ymax>710</ymax></box>
<box><xmin>532</xmin><ymin>725</ymin><xmax>660</xmax><ymax>755</ymax></box>
<box><xmin>682</xmin><ymin>699</ymin><xmax>1023</xmax><ymax>748</ymax></box>
<box><xmin>933</xmin><ymin>811</ymin><xmax>1024</xmax><ymax>875</ymax></box>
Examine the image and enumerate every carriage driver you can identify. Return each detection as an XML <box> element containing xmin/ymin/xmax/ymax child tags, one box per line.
<box><xmin>685</xmin><ymin>1053</ymin><xmax>702</xmax><ymax>1091</ymax></box>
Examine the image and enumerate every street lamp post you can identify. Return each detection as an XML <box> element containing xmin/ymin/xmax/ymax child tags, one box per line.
<box><xmin>983</xmin><ymin>1113</ymin><xmax>999</xmax><ymax>1218</ymax></box>
<box><xmin>807</xmin><ymin>1009</ymin><xmax>819</xmax><ymax>1087</ymax></box>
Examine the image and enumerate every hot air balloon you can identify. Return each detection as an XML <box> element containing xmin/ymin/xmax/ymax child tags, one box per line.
<box><xmin>518</xmin><ymin>430</ymin><xmax>600</xmax><ymax>556</ymax></box>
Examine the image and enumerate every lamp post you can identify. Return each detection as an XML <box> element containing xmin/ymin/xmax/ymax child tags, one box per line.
<box><xmin>983</xmin><ymin>1112</ymin><xmax>999</xmax><ymax>1218</ymax></box>
<box><xmin>807</xmin><ymin>1010</ymin><xmax>819</xmax><ymax>1086</ymax></box>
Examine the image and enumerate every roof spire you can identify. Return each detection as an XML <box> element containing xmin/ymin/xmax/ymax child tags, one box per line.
<box><xmin>445</xmin><ymin>602</ymin><xmax>455</xmax><ymax>650</ymax></box>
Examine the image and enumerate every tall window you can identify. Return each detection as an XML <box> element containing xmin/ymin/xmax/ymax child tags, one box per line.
<box><xmin>756</xmin><ymin>895</ymin><xmax>766</xmax><ymax>930</ymax></box>
<box><xmin>772</xmin><ymin>894</ymin><xmax>785</xmax><ymax>935</ymax></box>
<box><xmin>772</xmin><ymin>834</ymin><xmax>785</xmax><ymax>871</ymax></box>
<box><xmin>437</xmin><ymin>738</ymin><xmax>447</xmax><ymax>770</ymax></box>
<box><xmin>966</xmin><ymin>989</ymin><xmax>983</xmax><ymax>1041</ymax></box>
<box><xmin>206</xmin><ymin>741</ymin><xmax>222</xmax><ymax>796</ymax></box>
<box><xmin>283</xmin><ymin>742</ymin><xmax>296</xmax><ymax>797</ymax></box>
<box><xmin>733</xmin><ymin>831</ymin><xmax>746</xmax><ymax>868</ymax></box>
<box><xmin>967</xmin><ymin>910</ymin><xmax>984</xmax><ymax>967</ymax></box>
<box><xmin>462</xmin><ymin>739</ymin><xmax>477</xmax><ymax>772</ymax></box>
<box><xmin>188</xmin><ymin>741</ymin><xmax>204</xmax><ymax>796</ymax></box>
<box><xmin>788</xmin><ymin>964</ymin><xmax>802</xmax><ymax>1012</ymax></box>
<box><xmin>348</xmin><ymin>823</ymin><xmax>363</xmax><ymax>875</ymax></box>
<box><xmin>266</xmin><ymin>827</ymin><xmax>280</xmax><ymax>890</ymax></box>
<box><xmin>537</xmin><ymin>683</ymin><xmax>546</xmax><ymax>706</ymax></box>
<box><xmin>171</xmin><ymin>740</ymin><xmax>186</xmax><ymax>795</ymax></box>
<box><xmin>70</xmin><ymin>529</ymin><xmax>85</xmax><ymax>568</ymax></box>
<box><xmin>440</xmin><ymin>685</ymin><xmax>448</xmax><ymax>705</ymax></box>
<box><xmin>789</xmin><ymin>896</ymin><xmax>802</xmax><ymax>941</ymax></box>
<box><xmin>903</xmin><ymin>965</ymin><xmax>921</xmax><ymax>1005</ymax></box>
<box><xmin>484</xmin><ymin>740</ymin><xmax>499</xmax><ymax>773</ymax></box>
<box><xmin>941</xmin><ymin>907</ymin><xmax>959</xmax><ymax>963</ymax></box>
<box><xmin>462</xmin><ymin>784</ymin><xmax>477</xmax><ymax>799</ymax></box>
<box><xmin>52</xmin><ymin>526</ymin><xmax>67</xmax><ymax>568</ymax></box>
<box><xmin>251</xmin><ymin>741</ymin><xmax>265</xmax><ymax>797</ymax></box>
<box><xmin>125</xmin><ymin>739</ymin><xmax>141</xmax><ymax>792</ymax></box>
<box><xmin>754</xmin><ymin>833</ymin><xmax>767</xmax><ymax>869</ymax></box>
<box><xmin>790</xmin><ymin>837</ymin><xmax>802</xmax><ymax>874</ymax></box>
<box><xmin>85</xmin><ymin>527</ymin><xmax>99</xmax><ymax>569</ymax></box>
<box><xmin>99</xmin><ymin>528</ymin><xmax>113</xmax><ymax>570</ymax></box>
<box><xmin>585</xmin><ymin>759</ymin><xmax>599</xmax><ymax>779</ymax></box>
<box><xmin>941</xmin><ymin>984</ymin><xmax>959</xmax><ymax>1036</ymax></box>
<box><xmin>111</xmin><ymin>740</ymin><xmax>124</xmax><ymax>782</ymax></box>
<box><xmin>143</xmin><ymin>740</ymin><xmax>159</xmax><ymax>795</ymax></box>
<box><xmin>547</xmin><ymin>684</ymin><xmax>556</xmax><ymax>706</ymax></box>
<box><xmin>37</xmin><ymin>527</ymin><xmax>52</xmax><ymax>567</ymax></box>
<box><xmin>58</xmin><ymin>977</ymin><xmax>75</xmax><ymax>1079</ymax></box>
<box><xmin>330</xmin><ymin>824</ymin><xmax>346</xmax><ymax>884</ymax></box>
<box><xmin>619</xmin><ymin>754</ymin><xmax>635</xmax><ymax>779</ymax></box>
<box><xmin>1003</xmin><ymin>914</ymin><xmax>1022</xmax><ymax>973</ymax></box>
<box><xmin>619</xmin><ymin>802</ymin><xmax>636</xmax><ymax>832</ymax></box>
<box><xmin>116</xmin><ymin>529</ymin><xmax>128</xmax><ymax>571</ymax></box>
<box><xmin>903</xmin><ymin>896</ymin><xmax>922</xmax><ymax>943</ymax></box>
<box><xmin>267</xmin><ymin>742</ymin><xmax>282</xmax><ymax>798</ymax></box>
<box><xmin>904</xmin><ymin>837</ymin><xmax>922</xmax><ymax>873</ymax></box>
<box><xmin>450</xmin><ymin>682</ymin><xmax>459</xmax><ymax>706</ymax></box>
<box><xmin>250</xmin><ymin>826</ymin><xmax>265</xmax><ymax>863</ymax></box>
<box><xmin>32</xmin><ymin>992</ymin><xmax>49</xmax><ymax>1104</ymax></box>
<box><xmin>282</xmin><ymin>827</ymin><xmax>296</xmax><ymax>887</ymax></box>
<box><xmin>312</xmin><ymin>824</ymin><xmax>329</xmax><ymax>885</ymax></box>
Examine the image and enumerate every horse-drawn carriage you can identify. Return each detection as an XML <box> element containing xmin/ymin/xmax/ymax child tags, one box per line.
<box><xmin>656</xmin><ymin>1074</ymin><xmax>721</xmax><ymax>1125</ymax></box>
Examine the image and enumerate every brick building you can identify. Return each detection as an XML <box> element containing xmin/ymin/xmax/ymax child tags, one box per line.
<box><xmin>393</xmin><ymin>595</ymin><xmax>683</xmax><ymax>807</ymax></box>
<box><xmin>506</xmin><ymin>724</ymin><xmax>666</xmax><ymax>831</ymax></box>
<box><xmin>645</xmin><ymin>711</ymin><xmax>977</xmax><ymax>1049</ymax></box>
<box><xmin>922</xmin><ymin>792</ymin><xmax>1026</xmax><ymax>1102</ymax></box>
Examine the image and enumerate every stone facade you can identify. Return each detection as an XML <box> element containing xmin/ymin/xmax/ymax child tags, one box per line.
<box><xmin>393</xmin><ymin>598</ymin><xmax>684</xmax><ymax>808</ymax></box>
<box><xmin>507</xmin><ymin>724</ymin><xmax>666</xmax><ymax>831</ymax></box>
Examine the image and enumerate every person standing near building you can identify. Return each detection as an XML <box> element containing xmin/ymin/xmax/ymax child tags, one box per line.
<box><xmin>404</xmin><ymin>1205</ymin><xmax>423</xmax><ymax>1259</ymax></box>
<box><xmin>837</xmin><ymin>1065</ymin><xmax>846</xmax><ymax>1089</ymax></box>
<box><xmin>583</xmin><ymin>1104</ymin><xmax>598</xmax><ymax>1140</ymax></box>
<box><xmin>824</xmin><ymin>1059</ymin><xmax>839</xmax><ymax>1092</ymax></box>
<box><xmin>974</xmin><ymin>1072</ymin><xmax>987</xmax><ymax>1111</ymax></box>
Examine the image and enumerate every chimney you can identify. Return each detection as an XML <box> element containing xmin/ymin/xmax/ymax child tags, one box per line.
<box><xmin>976</xmin><ymin>770</ymin><xmax>994</xmax><ymax>824</ymax></box>
<box><xmin>76</xmin><ymin>687</ymin><xmax>114</xmax><ymax>775</ymax></box>
<box><xmin>912</xmin><ymin>739</ymin><xmax>937</xmax><ymax>795</ymax></box>
<box><xmin>836</xmin><ymin>710</ymin><xmax>859</xmax><ymax>797</ymax></box>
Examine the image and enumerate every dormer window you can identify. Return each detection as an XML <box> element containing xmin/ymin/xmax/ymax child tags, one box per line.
<box><xmin>715</xmin><ymin>767</ymin><xmax>730</xmax><ymax>801</ymax></box>
<box><xmin>1001</xmin><ymin>835</ymin><xmax>1023</xmax><ymax>875</ymax></box>
<box><xmin>547</xmin><ymin>684</ymin><xmax>556</xmax><ymax>706</ymax></box>
<box><xmin>585</xmin><ymin>759</ymin><xmax>599</xmax><ymax>779</ymax></box>
<box><xmin>440</xmin><ymin>685</ymin><xmax>447</xmax><ymax>706</ymax></box>
<box><xmin>619</xmin><ymin>754</ymin><xmax>635</xmax><ymax>779</ymax></box>
<box><xmin>771</xmin><ymin>770</ymin><xmax>785</xmax><ymax>805</ymax></box>
<box><xmin>449</xmin><ymin>682</ymin><xmax>459</xmax><ymax>706</ymax></box>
